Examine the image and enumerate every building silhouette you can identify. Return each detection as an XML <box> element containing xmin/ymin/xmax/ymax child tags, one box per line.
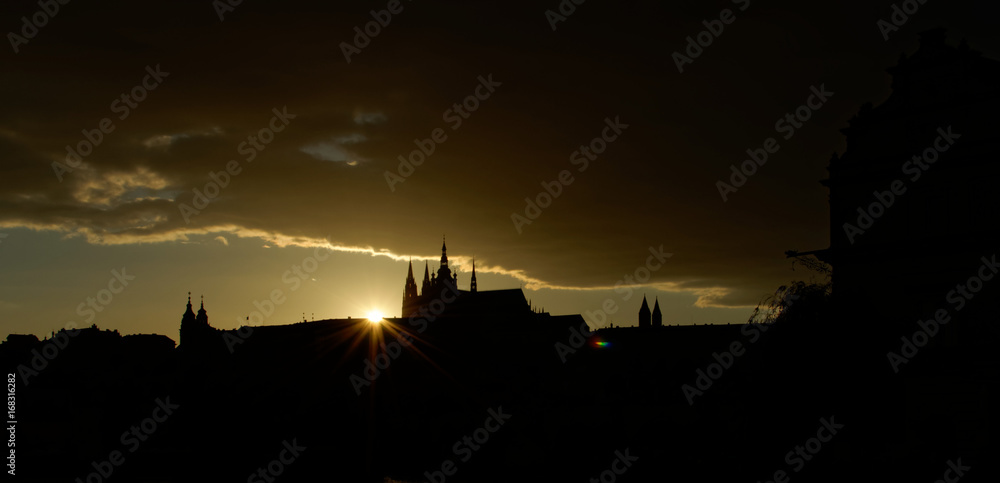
<box><xmin>638</xmin><ymin>295</ymin><xmax>651</xmax><ymax>327</ymax></box>
<box><xmin>402</xmin><ymin>237</ymin><xmax>462</xmax><ymax>317</ymax></box>
<box><xmin>636</xmin><ymin>295</ymin><xmax>663</xmax><ymax>327</ymax></box>
<box><xmin>401</xmin><ymin>239</ymin><xmax>534</xmax><ymax>319</ymax></box>
<box><xmin>652</xmin><ymin>297</ymin><xmax>662</xmax><ymax>327</ymax></box>
<box><xmin>796</xmin><ymin>29</ymin><xmax>1000</xmax><ymax>329</ymax></box>
<box><xmin>179</xmin><ymin>293</ymin><xmax>218</xmax><ymax>352</ymax></box>
<box><xmin>176</xmin><ymin>240</ymin><xmax>549</xmax><ymax>356</ymax></box>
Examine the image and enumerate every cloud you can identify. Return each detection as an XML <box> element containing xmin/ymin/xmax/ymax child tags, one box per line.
<box><xmin>300</xmin><ymin>139</ymin><xmax>363</xmax><ymax>164</ymax></box>
<box><xmin>141</xmin><ymin>127</ymin><xmax>224</xmax><ymax>149</ymax></box>
<box><xmin>72</xmin><ymin>166</ymin><xmax>172</xmax><ymax>207</ymax></box>
<box><xmin>300</xmin><ymin>132</ymin><xmax>370</xmax><ymax>164</ymax></box>
<box><xmin>0</xmin><ymin>0</ymin><xmax>868</xmax><ymax>313</ymax></box>
<box><xmin>353</xmin><ymin>111</ymin><xmax>387</xmax><ymax>125</ymax></box>
<box><xmin>215</xmin><ymin>236</ymin><xmax>228</xmax><ymax>246</ymax></box>
<box><xmin>142</xmin><ymin>135</ymin><xmax>176</xmax><ymax>149</ymax></box>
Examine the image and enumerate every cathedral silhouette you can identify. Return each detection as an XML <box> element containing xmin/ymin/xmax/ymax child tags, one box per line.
<box><xmin>637</xmin><ymin>294</ymin><xmax>663</xmax><ymax>327</ymax></box>
<box><xmin>401</xmin><ymin>238</ymin><xmax>538</xmax><ymax>319</ymax></box>
<box><xmin>402</xmin><ymin>237</ymin><xmax>465</xmax><ymax>316</ymax></box>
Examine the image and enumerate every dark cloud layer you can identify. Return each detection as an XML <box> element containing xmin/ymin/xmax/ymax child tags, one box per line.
<box><xmin>2</xmin><ymin>0</ymin><xmax>998</xmax><ymax>308</ymax></box>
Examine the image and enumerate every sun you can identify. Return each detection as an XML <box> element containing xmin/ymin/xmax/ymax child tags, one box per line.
<box><xmin>366</xmin><ymin>310</ymin><xmax>384</xmax><ymax>323</ymax></box>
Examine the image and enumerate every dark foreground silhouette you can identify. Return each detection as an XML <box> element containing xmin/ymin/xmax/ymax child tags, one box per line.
<box><xmin>4</xmin><ymin>30</ymin><xmax>999</xmax><ymax>482</ymax></box>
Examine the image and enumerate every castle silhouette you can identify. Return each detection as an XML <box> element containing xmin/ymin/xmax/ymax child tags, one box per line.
<box><xmin>176</xmin><ymin>237</ymin><xmax>678</xmax><ymax>350</ymax></box>
<box><xmin>402</xmin><ymin>237</ymin><xmax>465</xmax><ymax>316</ymax></box>
<box><xmin>400</xmin><ymin>237</ymin><xmax>540</xmax><ymax>320</ymax></box>
<box><xmin>176</xmin><ymin>239</ymin><xmax>556</xmax><ymax>353</ymax></box>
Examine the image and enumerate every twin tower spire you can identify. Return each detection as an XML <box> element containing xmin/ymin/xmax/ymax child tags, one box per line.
<box><xmin>638</xmin><ymin>294</ymin><xmax>662</xmax><ymax>327</ymax></box>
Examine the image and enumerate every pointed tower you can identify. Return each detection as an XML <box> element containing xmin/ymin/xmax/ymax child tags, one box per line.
<box><xmin>638</xmin><ymin>295</ymin><xmax>651</xmax><ymax>328</ymax></box>
<box><xmin>421</xmin><ymin>261</ymin><xmax>431</xmax><ymax>295</ymax></box>
<box><xmin>403</xmin><ymin>259</ymin><xmax>419</xmax><ymax>315</ymax></box>
<box><xmin>470</xmin><ymin>257</ymin><xmax>478</xmax><ymax>293</ymax></box>
<box><xmin>435</xmin><ymin>236</ymin><xmax>453</xmax><ymax>288</ymax></box>
<box><xmin>652</xmin><ymin>297</ymin><xmax>662</xmax><ymax>327</ymax></box>
<box><xmin>196</xmin><ymin>295</ymin><xmax>209</xmax><ymax>325</ymax></box>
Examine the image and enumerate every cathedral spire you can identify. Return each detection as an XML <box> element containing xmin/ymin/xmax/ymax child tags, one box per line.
<box><xmin>470</xmin><ymin>256</ymin><xmax>478</xmax><ymax>293</ymax></box>
<box><xmin>402</xmin><ymin>259</ymin><xmax>418</xmax><ymax>317</ymax></box>
<box><xmin>421</xmin><ymin>261</ymin><xmax>431</xmax><ymax>295</ymax></box>
<box><xmin>403</xmin><ymin>259</ymin><xmax>419</xmax><ymax>304</ymax></box>
<box><xmin>638</xmin><ymin>294</ymin><xmax>651</xmax><ymax>328</ymax></box>
<box><xmin>440</xmin><ymin>235</ymin><xmax>449</xmax><ymax>268</ymax></box>
<box><xmin>435</xmin><ymin>236</ymin><xmax>453</xmax><ymax>287</ymax></box>
<box><xmin>652</xmin><ymin>297</ymin><xmax>662</xmax><ymax>327</ymax></box>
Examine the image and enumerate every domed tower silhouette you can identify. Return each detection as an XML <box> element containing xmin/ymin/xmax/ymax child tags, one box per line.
<box><xmin>196</xmin><ymin>295</ymin><xmax>209</xmax><ymax>325</ymax></box>
<box><xmin>180</xmin><ymin>293</ymin><xmax>199</xmax><ymax>349</ymax></box>
<box><xmin>652</xmin><ymin>297</ymin><xmax>662</xmax><ymax>327</ymax></box>
<box><xmin>180</xmin><ymin>293</ymin><xmax>216</xmax><ymax>351</ymax></box>
<box><xmin>638</xmin><ymin>295</ymin><xmax>651</xmax><ymax>328</ymax></box>
<box><xmin>181</xmin><ymin>292</ymin><xmax>196</xmax><ymax>327</ymax></box>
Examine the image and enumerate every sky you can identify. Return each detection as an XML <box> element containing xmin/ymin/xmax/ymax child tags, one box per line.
<box><xmin>2</xmin><ymin>0</ymin><xmax>998</xmax><ymax>340</ymax></box>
